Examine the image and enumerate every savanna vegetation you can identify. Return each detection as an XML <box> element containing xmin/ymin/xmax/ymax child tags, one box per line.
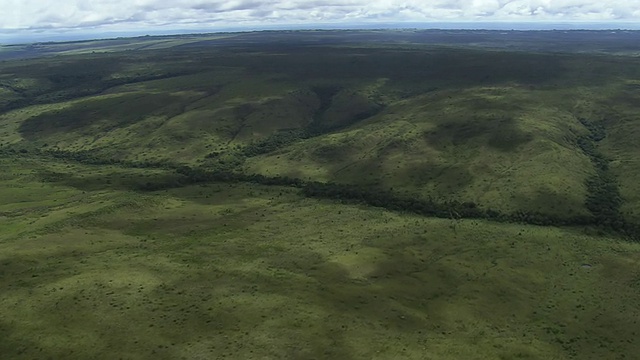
<box><xmin>2</xmin><ymin>30</ymin><xmax>640</xmax><ymax>359</ymax></box>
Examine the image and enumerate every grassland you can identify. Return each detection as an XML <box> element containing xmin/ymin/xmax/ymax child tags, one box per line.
<box><xmin>2</xmin><ymin>30</ymin><xmax>640</xmax><ymax>359</ymax></box>
<box><xmin>1</xmin><ymin>154</ymin><xmax>640</xmax><ymax>359</ymax></box>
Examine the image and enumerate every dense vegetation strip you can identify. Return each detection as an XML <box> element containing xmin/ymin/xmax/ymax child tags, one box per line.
<box><xmin>171</xmin><ymin>166</ymin><xmax>599</xmax><ymax>225</ymax></box>
<box><xmin>576</xmin><ymin>117</ymin><xmax>625</xmax><ymax>229</ymax></box>
<box><xmin>167</xmin><ymin>163</ymin><xmax>640</xmax><ymax>240</ymax></box>
<box><xmin>3</xmin><ymin>146</ymin><xmax>639</xmax><ymax>241</ymax></box>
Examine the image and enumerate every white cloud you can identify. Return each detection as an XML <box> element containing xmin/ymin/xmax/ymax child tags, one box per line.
<box><xmin>0</xmin><ymin>0</ymin><xmax>639</xmax><ymax>31</ymax></box>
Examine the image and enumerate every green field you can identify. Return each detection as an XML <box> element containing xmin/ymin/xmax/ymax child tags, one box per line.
<box><xmin>1</xmin><ymin>155</ymin><xmax>640</xmax><ymax>359</ymax></box>
<box><xmin>2</xmin><ymin>30</ymin><xmax>640</xmax><ymax>359</ymax></box>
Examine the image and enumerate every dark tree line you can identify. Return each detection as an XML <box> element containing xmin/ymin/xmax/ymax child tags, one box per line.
<box><xmin>168</xmin><ymin>166</ymin><xmax>638</xmax><ymax>240</ymax></box>
<box><xmin>5</xmin><ymin>140</ymin><xmax>638</xmax><ymax>241</ymax></box>
<box><xmin>576</xmin><ymin>117</ymin><xmax>635</xmax><ymax>236</ymax></box>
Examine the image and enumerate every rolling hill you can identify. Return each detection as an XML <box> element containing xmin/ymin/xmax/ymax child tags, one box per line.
<box><xmin>1</xmin><ymin>30</ymin><xmax>640</xmax><ymax>359</ymax></box>
<box><xmin>2</xmin><ymin>33</ymin><xmax>640</xmax><ymax>221</ymax></box>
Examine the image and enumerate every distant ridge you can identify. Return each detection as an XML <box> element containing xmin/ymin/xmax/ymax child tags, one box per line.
<box><xmin>2</xmin><ymin>21</ymin><xmax>640</xmax><ymax>44</ymax></box>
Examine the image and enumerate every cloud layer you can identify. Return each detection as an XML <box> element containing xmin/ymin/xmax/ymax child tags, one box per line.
<box><xmin>1</xmin><ymin>0</ymin><xmax>640</xmax><ymax>31</ymax></box>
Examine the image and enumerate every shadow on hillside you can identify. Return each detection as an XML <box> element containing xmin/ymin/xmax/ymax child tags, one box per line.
<box><xmin>4</xmin><ymin>56</ymin><xmax>122</xmax><ymax>84</ymax></box>
<box><xmin>513</xmin><ymin>187</ymin><xmax>586</xmax><ymax>217</ymax></box>
<box><xmin>230</xmin><ymin>47</ymin><xmax>567</xmax><ymax>89</ymax></box>
<box><xmin>19</xmin><ymin>92</ymin><xmax>184</xmax><ymax>140</ymax></box>
<box><xmin>0</xmin><ymin>320</ymin><xmax>39</xmax><ymax>358</ymax></box>
<box><xmin>424</xmin><ymin>115</ymin><xmax>533</xmax><ymax>152</ymax></box>
<box><xmin>400</xmin><ymin>162</ymin><xmax>475</xmax><ymax>192</ymax></box>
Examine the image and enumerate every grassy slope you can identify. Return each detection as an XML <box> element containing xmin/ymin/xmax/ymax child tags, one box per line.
<box><xmin>0</xmin><ymin>46</ymin><xmax>605</xmax><ymax>217</ymax></box>
<box><xmin>3</xmin><ymin>43</ymin><xmax>640</xmax><ymax>219</ymax></box>
<box><xmin>0</xmin><ymin>57</ymin><xmax>308</xmax><ymax>164</ymax></box>
<box><xmin>1</xmin><ymin>155</ymin><xmax>640</xmax><ymax>359</ymax></box>
<box><xmin>246</xmin><ymin>84</ymin><xmax>594</xmax><ymax>217</ymax></box>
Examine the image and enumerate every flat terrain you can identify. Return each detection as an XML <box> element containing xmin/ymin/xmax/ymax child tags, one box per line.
<box><xmin>2</xmin><ymin>30</ymin><xmax>640</xmax><ymax>359</ymax></box>
<box><xmin>1</xmin><ymin>155</ymin><xmax>639</xmax><ymax>359</ymax></box>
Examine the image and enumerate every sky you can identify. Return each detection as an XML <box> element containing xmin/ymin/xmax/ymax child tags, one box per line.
<box><xmin>1</xmin><ymin>0</ymin><xmax>640</xmax><ymax>42</ymax></box>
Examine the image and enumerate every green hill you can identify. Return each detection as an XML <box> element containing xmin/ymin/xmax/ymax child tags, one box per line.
<box><xmin>3</xmin><ymin>38</ymin><xmax>640</xmax><ymax>221</ymax></box>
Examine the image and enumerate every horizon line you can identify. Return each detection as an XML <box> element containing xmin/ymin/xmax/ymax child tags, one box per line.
<box><xmin>2</xmin><ymin>21</ymin><xmax>640</xmax><ymax>45</ymax></box>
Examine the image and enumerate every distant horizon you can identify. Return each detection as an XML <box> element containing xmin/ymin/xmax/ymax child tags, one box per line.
<box><xmin>3</xmin><ymin>21</ymin><xmax>640</xmax><ymax>45</ymax></box>
<box><xmin>5</xmin><ymin>0</ymin><xmax>640</xmax><ymax>45</ymax></box>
